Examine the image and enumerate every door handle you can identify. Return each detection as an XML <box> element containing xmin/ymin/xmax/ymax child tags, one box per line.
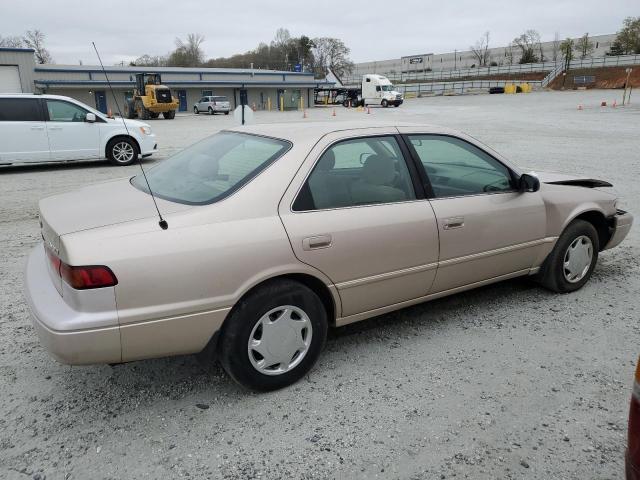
<box><xmin>48</xmin><ymin>126</ymin><xmax>63</xmax><ymax>131</ymax></box>
<box><xmin>30</xmin><ymin>126</ymin><xmax>45</xmax><ymax>130</ymax></box>
<box><xmin>443</xmin><ymin>217</ymin><xmax>465</xmax><ymax>230</ymax></box>
<box><xmin>302</xmin><ymin>235</ymin><xmax>332</xmax><ymax>250</ymax></box>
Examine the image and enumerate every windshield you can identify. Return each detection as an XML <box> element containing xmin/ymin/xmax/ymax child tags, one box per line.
<box><xmin>380</xmin><ymin>85</ymin><xmax>395</xmax><ymax>91</ymax></box>
<box><xmin>212</xmin><ymin>96</ymin><xmax>228</xmax><ymax>102</ymax></box>
<box><xmin>132</xmin><ymin>132</ymin><xmax>290</xmax><ymax>205</ymax></box>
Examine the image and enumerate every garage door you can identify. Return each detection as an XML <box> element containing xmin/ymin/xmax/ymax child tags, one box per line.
<box><xmin>0</xmin><ymin>66</ymin><xmax>22</xmax><ymax>93</ymax></box>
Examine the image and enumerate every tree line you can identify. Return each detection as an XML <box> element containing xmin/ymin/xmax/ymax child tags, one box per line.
<box><xmin>469</xmin><ymin>16</ymin><xmax>639</xmax><ymax>68</ymax></box>
<box><xmin>131</xmin><ymin>28</ymin><xmax>354</xmax><ymax>79</ymax></box>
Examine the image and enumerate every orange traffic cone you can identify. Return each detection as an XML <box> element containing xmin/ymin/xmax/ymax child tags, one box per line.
<box><xmin>332</xmin><ymin>108</ymin><xmax>336</xmax><ymax>117</ymax></box>
<box><xmin>107</xmin><ymin>107</ymin><xmax>113</xmax><ymax>118</ymax></box>
<box><xmin>612</xmin><ymin>100</ymin><xmax>617</xmax><ymax>108</ymax></box>
<box><xmin>367</xmin><ymin>106</ymin><xmax>371</xmax><ymax>114</ymax></box>
<box><xmin>303</xmin><ymin>110</ymin><xmax>307</xmax><ymax>119</ymax></box>
<box><xmin>601</xmin><ymin>101</ymin><xmax>607</xmax><ymax>107</ymax></box>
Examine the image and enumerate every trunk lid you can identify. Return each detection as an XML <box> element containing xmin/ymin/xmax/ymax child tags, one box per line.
<box><xmin>38</xmin><ymin>177</ymin><xmax>189</xmax><ymax>237</ymax></box>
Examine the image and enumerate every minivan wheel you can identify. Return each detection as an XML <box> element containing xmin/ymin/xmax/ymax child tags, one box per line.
<box><xmin>107</xmin><ymin>137</ymin><xmax>139</xmax><ymax>166</ymax></box>
<box><xmin>219</xmin><ymin>279</ymin><xmax>328</xmax><ymax>391</ymax></box>
<box><xmin>194</xmin><ymin>106</ymin><xmax>199</xmax><ymax>114</ymax></box>
<box><xmin>208</xmin><ymin>107</ymin><xmax>214</xmax><ymax>115</ymax></box>
<box><xmin>538</xmin><ymin>219</ymin><xmax>599</xmax><ymax>293</ymax></box>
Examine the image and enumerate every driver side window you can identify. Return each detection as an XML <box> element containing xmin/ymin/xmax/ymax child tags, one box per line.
<box><xmin>46</xmin><ymin>100</ymin><xmax>88</xmax><ymax>122</ymax></box>
<box><xmin>408</xmin><ymin>135</ymin><xmax>514</xmax><ymax>197</ymax></box>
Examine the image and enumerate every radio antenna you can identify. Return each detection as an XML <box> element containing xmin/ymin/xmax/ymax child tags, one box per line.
<box><xmin>91</xmin><ymin>42</ymin><xmax>168</xmax><ymax>230</ymax></box>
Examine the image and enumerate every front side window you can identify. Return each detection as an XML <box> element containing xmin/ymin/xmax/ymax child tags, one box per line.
<box><xmin>132</xmin><ymin>132</ymin><xmax>290</xmax><ymax>205</ymax></box>
<box><xmin>46</xmin><ymin>100</ymin><xmax>88</xmax><ymax>122</ymax></box>
<box><xmin>408</xmin><ymin>135</ymin><xmax>514</xmax><ymax>197</ymax></box>
<box><xmin>293</xmin><ymin>136</ymin><xmax>416</xmax><ymax>211</ymax></box>
<box><xmin>0</xmin><ymin>98</ymin><xmax>42</xmax><ymax>121</ymax></box>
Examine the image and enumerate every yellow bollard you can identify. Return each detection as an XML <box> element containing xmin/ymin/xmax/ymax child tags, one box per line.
<box><xmin>280</xmin><ymin>96</ymin><xmax>284</xmax><ymax>112</ymax></box>
<box><xmin>267</xmin><ymin>97</ymin><xmax>271</xmax><ymax>111</ymax></box>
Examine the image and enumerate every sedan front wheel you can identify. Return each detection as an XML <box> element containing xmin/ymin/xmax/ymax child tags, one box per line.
<box><xmin>219</xmin><ymin>279</ymin><xmax>327</xmax><ymax>391</ymax></box>
<box><xmin>538</xmin><ymin>219</ymin><xmax>599</xmax><ymax>293</ymax></box>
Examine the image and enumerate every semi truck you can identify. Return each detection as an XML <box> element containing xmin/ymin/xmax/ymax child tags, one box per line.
<box><xmin>314</xmin><ymin>74</ymin><xmax>403</xmax><ymax>108</ymax></box>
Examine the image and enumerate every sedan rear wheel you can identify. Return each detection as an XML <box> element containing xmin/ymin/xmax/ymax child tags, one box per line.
<box><xmin>219</xmin><ymin>279</ymin><xmax>327</xmax><ymax>391</ymax></box>
<box><xmin>538</xmin><ymin>219</ymin><xmax>599</xmax><ymax>293</ymax></box>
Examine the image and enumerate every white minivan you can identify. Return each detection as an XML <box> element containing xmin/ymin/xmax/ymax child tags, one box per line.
<box><xmin>0</xmin><ymin>94</ymin><xmax>158</xmax><ymax>166</ymax></box>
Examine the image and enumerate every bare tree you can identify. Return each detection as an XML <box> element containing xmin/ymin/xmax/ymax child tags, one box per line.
<box><xmin>168</xmin><ymin>33</ymin><xmax>205</xmax><ymax>67</ymax></box>
<box><xmin>312</xmin><ymin>37</ymin><xmax>354</xmax><ymax>78</ymax></box>
<box><xmin>504</xmin><ymin>42</ymin><xmax>515</xmax><ymax>65</ymax></box>
<box><xmin>131</xmin><ymin>54</ymin><xmax>167</xmax><ymax>67</ymax></box>
<box><xmin>513</xmin><ymin>29</ymin><xmax>541</xmax><ymax>64</ymax></box>
<box><xmin>0</xmin><ymin>35</ymin><xmax>24</xmax><ymax>48</ymax></box>
<box><xmin>470</xmin><ymin>31</ymin><xmax>491</xmax><ymax>67</ymax></box>
<box><xmin>575</xmin><ymin>33</ymin><xmax>595</xmax><ymax>59</ymax></box>
<box><xmin>22</xmin><ymin>30</ymin><xmax>53</xmax><ymax>64</ymax></box>
<box><xmin>551</xmin><ymin>32</ymin><xmax>561</xmax><ymax>62</ymax></box>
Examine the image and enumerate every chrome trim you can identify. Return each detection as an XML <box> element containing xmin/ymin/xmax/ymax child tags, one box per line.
<box><xmin>336</xmin><ymin>262</ymin><xmax>438</xmax><ymax>290</ymax></box>
<box><xmin>438</xmin><ymin>237</ymin><xmax>557</xmax><ymax>267</ymax></box>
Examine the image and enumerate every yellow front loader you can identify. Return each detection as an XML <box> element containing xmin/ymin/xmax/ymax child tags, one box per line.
<box><xmin>125</xmin><ymin>73</ymin><xmax>179</xmax><ymax>120</ymax></box>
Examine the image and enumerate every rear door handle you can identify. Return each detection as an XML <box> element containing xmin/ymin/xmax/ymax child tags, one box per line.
<box><xmin>443</xmin><ymin>217</ymin><xmax>465</xmax><ymax>230</ymax></box>
<box><xmin>30</xmin><ymin>126</ymin><xmax>45</xmax><ymax>130</ymax></box>
<box><xmin>302</xmin><ymin>235</ymin><xmax>332</xmax><ymax>250</ymax></box>
<box><xmin>49</xmin><ymin>126</ymin><xmax>63</xmax><ymax>131</ymax></box>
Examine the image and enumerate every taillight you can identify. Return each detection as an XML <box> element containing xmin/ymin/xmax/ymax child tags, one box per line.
<box><xmin>44</xmin><ymin>244</ymin><xmax>117</xmax><ymax>289</ymax></box>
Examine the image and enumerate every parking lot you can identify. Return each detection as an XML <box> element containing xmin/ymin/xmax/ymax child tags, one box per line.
<box><xmin>1</xmin><ymin>89</ymin><xmax>638</xmax><ymax>479</ymax></box>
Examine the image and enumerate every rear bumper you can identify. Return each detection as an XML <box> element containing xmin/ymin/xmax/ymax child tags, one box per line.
<box><xmin>605</xmin><ymin>209</ymin><xmax>633</xmax><ymax>250</ymax></box>
<box><xmin>24</xmin><ymin>244</ymin><xmax>122</xmax><ymax>364</ymax></box>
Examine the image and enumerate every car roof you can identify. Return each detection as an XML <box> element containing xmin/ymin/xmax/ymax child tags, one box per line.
<box><xmin>0</xmin><ymin>93</ymin><xmax>75</xmax><ymax>101</ymax></box>
<box><xmin>227</xmin><ymin>121</ymin><xmax>461</xmax><ymax>143</ymax></box>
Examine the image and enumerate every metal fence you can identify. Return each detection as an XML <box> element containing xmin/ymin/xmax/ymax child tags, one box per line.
<box><xmin>396</xmin><ymin>80</ymin><xmax>542</xmax><ymax>97</ymax></box>
<box><xmin>342</xmin><ymin>54</ymin><xmax>640</xmax><ymax>85</ymax></box>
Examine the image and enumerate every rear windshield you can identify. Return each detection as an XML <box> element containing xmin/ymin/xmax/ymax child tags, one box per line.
<box><xmin>212</xmin><ymin>96</ymin><xmax>228</xmax><ymax>102</ymax></box>
<box><xmin>132</xmin><ymin>132</ymin><xmax>290</xmax><ymax>205</ymax></box>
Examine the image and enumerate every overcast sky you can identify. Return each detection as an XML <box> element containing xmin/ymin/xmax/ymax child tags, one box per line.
<box><xmin>1</xmin><ymin>0</ymin><xmax>637</xmax><ymax>65</ymax></box>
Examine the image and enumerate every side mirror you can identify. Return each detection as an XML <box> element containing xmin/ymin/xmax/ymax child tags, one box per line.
<box><xmin>519</xmin><ymin>173</ymin><xmax>540</xmax><ymax>192</ymax></box>
<box><xmin>85</xmin><ymin>113</ymin><xmax>96</xmax><ymax>123</ymax></box>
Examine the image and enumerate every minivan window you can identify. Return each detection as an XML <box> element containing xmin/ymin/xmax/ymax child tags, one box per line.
<box><xmin>46</xmin><ymin>100</ymin><xmax>89</xmax><ymax>122</ymax></box>
<box><xmin>212</xmin><ymin>96</ymin><xmax>228</xmax><ymax>102</ymax></box>
<box><xmin>0</xmin><ymin>98</ymin><xmax>42</xmax><ymax>122</ymax></box>
<box><xmin>132</xmin><ymin>132</ymin><xmax>290</xmax><ymax>205</ymax></box>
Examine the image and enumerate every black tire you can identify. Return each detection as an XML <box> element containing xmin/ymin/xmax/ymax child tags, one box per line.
<box><xmin>224</xmin><ymin>111</ymin><xmax>229</xmax><ymax>115</ymax></box>
<box><xmin>393</xmin><ymin>103</ymin><xmax>400</xmax><ymax>107</ymax></box>
<box><xmin>342</xmin><ymin>100</ymin><xmax>349</xmax><ymax>108</ymax></box>
<box><xmin>381</xmin><ymin>99</ymin><xmax>389</xmax><ymax>108</ymax></box>
<box><xmin>163</xmin><ymin>110</ymin><xmax>175</xmax><ymax>119</ymax></box>
<box><xmin>208</xmin><ymin>107</ymin><xmax>214</xmax><ymax>115</ymax></box>
<box><xmin>125</xmin><ymin>99</ymin><xmax>136</xmax><ymax>119</ymax></box>
<box><xmin>106</xmin><ymin>137</ymin><xmax>139</xmax><ymax>166</ymax></box>
<box><xmin>218</xmin><ymin>279</ymin><xmax>328</xmax><ymax>391</ymax></box>
<box><xmin>149</xmin><ymin>112</ymin><xmax>160</xmax><ymax>119</ymax></box>
<box><xmin>135</xmin><ymin>99</ymin><xmax>150</xmax><ymax>120</ymax></box>
<box><xmin>537</xmin><ymin>219</ymin><xmax>599</xmax><ymax>293</ymax></box>
<box><xmin>194</xmin><ymin>106</ymin><xmax>199</xmax><ymax>114</ymax></box>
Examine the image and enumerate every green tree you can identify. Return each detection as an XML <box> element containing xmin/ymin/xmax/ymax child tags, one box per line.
<box><xmin>559</xmin><ymin>38</ymin><xmax>575</xmax><ymax>69</ymax></box>
<box><xmin>614</xmin><ymin>16</ymin><xmax>640</xmax><ymax>54</ymax></box>
<box><xmin>607</xmin><ymin>38</ymin><xmax>625</xmax><ymax>56</ymax></box>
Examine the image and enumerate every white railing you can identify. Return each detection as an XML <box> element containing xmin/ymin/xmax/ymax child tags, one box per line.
<box><xmin>397</xmin><ymin>80</ymin><xmax>542</xmax><ymax>96</ymax></box>
<box><xmin>343</xmin><ymin>54</ymin><xmax>640</xmax><ymax>85</ymax></box>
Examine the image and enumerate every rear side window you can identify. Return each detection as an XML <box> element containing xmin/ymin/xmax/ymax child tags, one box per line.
<box><xmin>0</xmin><ymin>98</ymin><xmax>42</xmax><ymax>121</ymax></box>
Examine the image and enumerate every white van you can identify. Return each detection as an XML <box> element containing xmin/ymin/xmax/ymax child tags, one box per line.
<box><xmin>0</xmin><ymin>94</ymin><xmax>157</xmax><ymax>166</ymax></box>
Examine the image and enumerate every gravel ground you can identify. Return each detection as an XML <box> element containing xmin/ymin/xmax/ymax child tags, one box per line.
<box><xmin>0</xmin><ymin>89</ymin><xmax>638</xmax><ymax>480</ymax></box>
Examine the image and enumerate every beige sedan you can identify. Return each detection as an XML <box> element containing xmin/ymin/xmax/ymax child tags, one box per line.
<box><xmin>25</xmin><ymin>122</ymin><xmax>633</xmax><ymax>390</ymax></box>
